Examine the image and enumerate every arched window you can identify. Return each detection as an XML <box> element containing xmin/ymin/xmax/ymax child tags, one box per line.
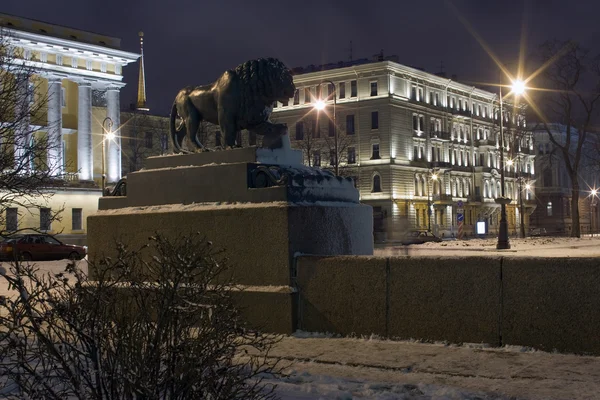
<box><xmin>372</xmin><ymin>174</ymin><xmax>382</xmax><ymax>193</ymax></box>
<box><xmin>414</xmin><ymin>176</ymin><xmax>420</xmax><ymax>196</ymax></box>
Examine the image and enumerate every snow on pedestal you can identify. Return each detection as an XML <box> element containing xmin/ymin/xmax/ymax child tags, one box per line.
<box><xmin>255</xmin><ymin>133</ymin><xmax>303</xmax><ymax>166</ymax></box>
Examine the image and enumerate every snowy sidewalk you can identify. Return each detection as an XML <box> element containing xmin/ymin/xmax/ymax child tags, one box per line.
<box><xmin>268</xmin><ymin>335</ymin><xmax>600</xmax><ymax>399</ymax></box>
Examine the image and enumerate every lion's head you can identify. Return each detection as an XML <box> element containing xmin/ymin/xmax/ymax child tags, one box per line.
<box><xmin>234</xmin><ymin>58</ymin><xmax>296</xmax><ymax>125</ymax></box>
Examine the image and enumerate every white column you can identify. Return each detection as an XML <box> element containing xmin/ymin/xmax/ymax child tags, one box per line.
<box><xmin>47</xmin><ymin>77</ymin><xmax>63</xmax><ymax>175</ymax></box>
<box><xmin>106</xmin><ymin>87</ymin><xmax>121</xmax><ymax>182</ymax></box>
<box><xmin>77</xmin><ymin>82</ymin><xmax>93</xmax><ymax>181</ymax></box>
<box><xmin>14</xmin><ymin>73</ymin><xmax>31</xmax><ymax>172</ymax></box>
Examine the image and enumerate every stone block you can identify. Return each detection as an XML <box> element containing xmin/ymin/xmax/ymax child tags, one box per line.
<box><xmin>502</xmin><ymin>257</ymin><xmax>600</xmax><ymax>354</ymax></box>
<box><xmin>296</xmin><ymin>256</ymin><xmax>387</xmax><ymax>336</ymax></box>
<box><xmin>231</xmin><ymin>289</ymin><xmax>297</xmax><ymax>334</ymax></box>
<box><xmin>145</xmin><ymin>147</ymin><xmax>257</xmax><ymax>169</ymax></box>
<box><xmin>88</xmin><ymin>203</ymin><xmax>291</xmax><ymax>286</ymax></box>
<box><xmin>388</xmin><ymin>256</ymin><xmax>501</xmax><ymax>345</ymax></box>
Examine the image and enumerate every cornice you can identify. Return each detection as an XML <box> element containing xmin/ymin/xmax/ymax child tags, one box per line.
<box><xmin>6</xmin><ymin>28</ymin><xmax>139</xmax><ymax>64</ymax></box>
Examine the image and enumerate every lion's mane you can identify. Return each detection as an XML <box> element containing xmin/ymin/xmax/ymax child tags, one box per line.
<box><xmin>232</xmin><ymin>58</ymin><xmax>293</xmax><ymax>128</ymax></box>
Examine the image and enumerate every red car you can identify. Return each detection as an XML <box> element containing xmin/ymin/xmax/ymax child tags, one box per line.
<box><xmin>0</xmin><ymin>234</ymin><xmax>86</xmax><ymax>261</ymax></box>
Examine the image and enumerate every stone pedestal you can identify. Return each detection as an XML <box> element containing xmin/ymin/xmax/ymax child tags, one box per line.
<box><xmin>88</xmin><ymin>141</ymin><xmax>373</xmax><ymax>333</ymax></box>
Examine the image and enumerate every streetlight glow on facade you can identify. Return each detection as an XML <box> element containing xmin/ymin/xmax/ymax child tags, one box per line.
<box><xmin>314</xmin><ymin>99</ymin><xmax>326</xmax><ymax>111</ymax></box>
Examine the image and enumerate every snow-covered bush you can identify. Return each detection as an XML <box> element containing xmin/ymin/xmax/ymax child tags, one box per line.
<box><xmin>0</xmin><ymin>233</ymin><xmax>281</xmax><ymax>399</ymax></box>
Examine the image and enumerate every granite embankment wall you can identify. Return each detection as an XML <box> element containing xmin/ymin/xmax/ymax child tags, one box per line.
<box><xmin>296</xmin><ymin>256</ymin><xmax>600</xmax><ymax>355</ymax></box>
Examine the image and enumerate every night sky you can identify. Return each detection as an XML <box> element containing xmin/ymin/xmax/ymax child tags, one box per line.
<box><xmin>3</xmin><ymin>0</ymin><xmax>599</xmax><ymax>116</ymax></box>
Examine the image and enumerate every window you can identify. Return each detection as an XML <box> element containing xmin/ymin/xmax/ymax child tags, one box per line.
<box><xmin>350</xmin><ymin>80</ymin><xmax>357</xmax><ymax>97</ymax></box>
<box><xmin>346</xmin><ymin>114</ymin><xmax>355</xmax><ymax>135</ymax></box>
<box><xmin>236</xmin><ymin>131</ymin><xmax>242</xmax><ymax>146</ymax></box>
<box><xmin>313</xmin><ymin>151</ymin><xmax>321</xmax><ymax>167</ymax></box>
<box><xmin>413</xmin><ymin>115</ymin><xmax>418</xmax><ymax>131</ymax></box>
<box><xmin>295</xmin><ymin>122</ymin><xmax>304</xmax><ymax>141</ymax></box>
<box><xmin>329</xmin><ymin>150</ymin><xmax>336</xmax><ymax>166</ymax></box>
<box><xmin>281</xmin><ymin>98</ymin><xmax>289</xmax><ymax>107</ymax></box>
<box><xmin>370</xmin><ymin>81</ymin><xmax>378</xmax><ymax>96</ymax></box>
<box><xmin>249</xmin><ymin>132</ymin><xmax>257</xmax><ymax>146</ymax></box>
<box><xmin>547</xmin><ymin>202</ymin><xmax>553</xmax><ymax>216</ymax></box>
<box><xmin>419</xmin><ymin>116</ymin><xmax>424</xmax><ymax>132</ymax></box>
<box><xmin>411</xmin><ymin>86</ymin><xmax>417</xmax><ymax>100</ymax></box>
<box><xmin>61</xmin><ymin>87</ymin><xmax>66</xmax><ymax>108</ymax></box>
<box><xmin>543</xmin><ymin>168</ymin><xmax>552</xmax><ymax>187</ymax></box>
<box><xmin>371</xmin><ymin>143</ymin><xmax>380</xmax><ymax>159</ymax></box>
<box><xmin>6</xmin><ymin>208</ymin><xmax>17</xmax><ymax>231</ymax></box>
<box><xmin>418</xmin><ymin>88</ymin><xmax>423</xmax><ymax>102</ymax></box>
<box><xmin>40</xmin><ymin>208</ymin><xmax>51</xmax><ymax>231</ymax></box>
<box><xmin>144</xmin><ymin>132</ymin><xmax>153</xmax><ymax>148</ymax></box>
<box><xmin>328</xmin><ymin>83</ymin><xmax>335</xmax><ymax>99</ymax></box>
<box><xmin>315</xmin><ymin>85</ymin><xmax>321</xmax><ymax>100</ymax></box>
<box><xmin>372</xmin><ymin>174</ymin><xmax>382</xmax><ymax>192</ymax></box>
<box><xmin>348</xmin><ymin>147</ymin><xmax>356</xmax><ymax>164</ymax></box>
<box><xmin>72</xmin><ymin>208</ymin><xmax>83</xmax><ymax>231</ymax></box>
<box><xmin>215</xmin><ymin>131</ymin><xmax>222</xmax><ymax>146</ymax></box>
<box><xmin>304</xmin><ymin>87</ymin><xmax>311</xmax><ymax>104</ymax></box>
<box><xmin>310</xmin><ymin>119</ymin><xmax>318</xmax><ymax>138</ymax></box>
<box><xmin>293</xmin><ymin>90</ymin><xmax>299</xmax><ymax>105</ymax></box>
<box><xmin>435</xmin><ymin>93</ymin><xmax>439</xmax><ymax>106</ymax></box>
<box><xmin>371</xmin><ymin>111</ymin><xmax>379</xmax><ymax>130</ymax></box>
<box><xmin>339</xmin><ymin>82</ymin><xmax>346</xmax><ymax>99</ymax></box>
<box><xmin>327</xmin><ymin>119</ymin><xmax>334</xmax><ymax>137</ymax></box>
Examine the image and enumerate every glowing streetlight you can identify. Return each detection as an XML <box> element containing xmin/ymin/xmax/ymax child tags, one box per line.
<box><xmin>592</xmin><ymin>189</ymin><xmax>598</xmax><ymax>196</ymax></box>
<box><xmin>507</xmin><ymin>159</ymin><xmax>514</xmax><ymax>167</ymax></box>
<box><xmin>431</xmin><ymin>173</ymin><xmax>438</xmax><ymax>181</ymax></box>
<box><xmin>511</xmin><ymin>79</ymin><xmax>526</xmax><ymax>95</ymax></box>
<box><xmin>525</xmin><ymin>183</ymin><xmax>531</xmax><ymax>191</ymax></box>
<box><xmin>101</xmin><ymin>117</ymin><xmax>114</xmax><ymax>196</ymax></box>
<box><xmin>497</xmin><ymin>74</ymin><xmax>528</xmax><ymax>249</ymax></box>
<box><xmin>314</xmin><ymin>99</ymin><xmax>326</xmax><ymax>111</ymax></box>
<box><xmin>313</xmin><ymin>81</ymin><xmax>337</xmax><ymax>175</ymax></box>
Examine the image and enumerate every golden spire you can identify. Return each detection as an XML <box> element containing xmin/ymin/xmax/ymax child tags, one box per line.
<box><xmin>136</xmin><ymin>31</ymin><xmax>149</xmax><ymax>111</ymax></box>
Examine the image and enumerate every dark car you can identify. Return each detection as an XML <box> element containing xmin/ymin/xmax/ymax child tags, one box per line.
<box><xmin>400</xmin><ymin>230</ymin><xmax>443</xmax><ymax>245</ymax></box>
<box><xmin>0</xmin><ymin>234</ymin><xmax>86</xmax><ymax>261</ymax></box>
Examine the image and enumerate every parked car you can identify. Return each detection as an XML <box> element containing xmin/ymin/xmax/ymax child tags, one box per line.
<box><xmin>0</xmin><ymin>234</ymin><xmax>86</xmax><ymax>261</ymax></box>
<box><xmin>400</xmin><ymin>230</ymin><xmax>443</xmax><ymax>245</ymax></box>
<box><xmin>529</xmin><ymin>228</ymin><xmax>548</xmax><ymax>237</ymax></box>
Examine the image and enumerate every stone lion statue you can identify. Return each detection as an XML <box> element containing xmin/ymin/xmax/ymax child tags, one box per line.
<box><xmin>169</xmin><ymin>58</ymin><xmax>296</xmax><ymax>152</ymax></box>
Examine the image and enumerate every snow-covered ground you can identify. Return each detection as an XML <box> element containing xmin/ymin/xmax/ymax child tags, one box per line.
<box><xmin>267</xmin><ymin>334</ymin><xmax>600</xmax><ymax>400</ymax></box>
<box><xmin>375</xmin><ymin>236</ymin><xmax>600</xmax><ymax>258</ymax></box>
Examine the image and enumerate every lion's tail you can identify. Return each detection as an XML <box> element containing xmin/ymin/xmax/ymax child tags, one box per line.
<box><xmin>169</xmin><ymin>102</ymin><xmax>185</xmax><ymax>153</ymax></box>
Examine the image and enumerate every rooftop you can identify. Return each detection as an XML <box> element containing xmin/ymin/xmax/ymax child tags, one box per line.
<box><xmin>0</xmin><ymin>12</ymin><xmax>122</xmax><ymax>49</ymax></box>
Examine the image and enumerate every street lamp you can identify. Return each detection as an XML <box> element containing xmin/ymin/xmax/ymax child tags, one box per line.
<box><xmin>313</xmin><ymin>81</ymin><xmax>338</xmax><ymax>176</ymax></box>
<box><xmin>496</xmin><ymin>78</ymin><xmax>527</xmax><ymax>249</ymax></box>
<box><xmin>102</xmin><ymin>117</ymin><xmax>114</xmax><ymax>196</ymax></box>
<box><xmin>591</xmin><ymin>189</ymin><xmax>598</xmax><ymax>237</ymax></box>
<box><xmin>427</xmin><ymin>172</ymin><xmax>438</xmax><ymax>233</ymax></box>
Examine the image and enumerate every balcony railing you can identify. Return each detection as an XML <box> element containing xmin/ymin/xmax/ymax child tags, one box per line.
<box><xmin>429</xmin><ymin>131</ymin><xmax>451</xmax><ymax>140</ymax></box>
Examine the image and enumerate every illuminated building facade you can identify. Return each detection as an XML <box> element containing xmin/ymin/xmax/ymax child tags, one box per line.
<box><xmin>0</xmin><ymin>13</ymin><xmax>138</xmax><ymax>242</ymax></box>
<box><xmin>272</xmin><ymin>55</ymin><xmax>536</xmax><ymax>240</ymax></box>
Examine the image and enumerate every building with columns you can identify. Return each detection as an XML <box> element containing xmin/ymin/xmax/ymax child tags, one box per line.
<box><xmin>0</xmin><ymin>13</ymin><xmax>138</xmax><ymax>241</ymax></box>
<box><xmin>271</xmin><ymin>54</ymin><xmax>536</xmax><ymax>241</ymax></box>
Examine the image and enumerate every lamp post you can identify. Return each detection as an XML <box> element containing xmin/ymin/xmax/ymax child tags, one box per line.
<box><xmin>314</xmin><ymin>80</ymin><xmax>337</xmax><ymax>176</ymax></box>
<box><xmin>428</xmin><ymin>172</ymin><xmax>438</xmax><ymax>233</ymax></box>
<box><xmin>591</xmin><ymin>189</ymin><xmax>598</xmax><ymax>237</ymax></box>
<box><xmin>101</xmin><ymin>117</ymin><xmax>114</xmax><ymax>196</ymax></box>
<box><xmin>495</xmin><ymin>78</ymin><xmax>526</xmax><ymax>249</ymax></box>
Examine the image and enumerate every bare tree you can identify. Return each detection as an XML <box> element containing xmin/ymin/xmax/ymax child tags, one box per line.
<box><xmin>532</xmin><ymin>40</ymin><xmax>600</xmax><ymax>237</ymax></box>
<box><xmin>121</xmin><ymin>111</ymin><xmax>170</xmax><ymax>174</ymax></box>
<box><xmin>0</xmin><ymin>29</ymin><xmax>63</xmax><ymax>236</ymax></box>
<box><xmin>293</xmin><ymin>117</ymin><xmax>323</xmax><ymax>167</ymax></box>
<box><xmin>0</xmin><ymin>233</ymin><xmax>281</xmax><ymax>399</ymax></box>
<box><xmin>322</xmin><ymin>119</ymin><xmax>357</xmax><ymax>178</ymax></box>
